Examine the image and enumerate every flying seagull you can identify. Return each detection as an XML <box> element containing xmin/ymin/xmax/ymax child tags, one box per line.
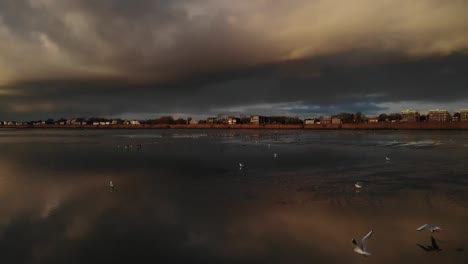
<box><xmin>352</xmin><ymin>230</ymin><xmax>373</xmax><ymax>256</ymax></box>
<box><xmin>416</xmin><ymin>224</ymin><xmax>442</xmax><ymax>232</ymax></box>
<box><xmin>385</xmin><ymin>156</ymin><xmax>391</xmax><ymax>161</ymax></box>
<box><xmin>274</xmin><ymin>153</ymin><xmax>277</xmax><ymax>158</ymax></box>
<box><xmin>355</xmin><ymin>182</ymin><xmax>363</xmax><ymax>188</ymax></box>
<box><xmin>417</xmin><ymin>236</ymin><xmax>441</xmax><ymax>252</ymax></box>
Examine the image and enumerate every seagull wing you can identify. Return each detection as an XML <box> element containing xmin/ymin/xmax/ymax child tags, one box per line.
<box><xmin>361</xmin><ymin>230</ymin><xmax>373</xmax><ymax>250</ymax></box>
<box><xmin>416</xmin><ymin>224</ymin><xmax>428</xmax><ymax>231</ymax></box>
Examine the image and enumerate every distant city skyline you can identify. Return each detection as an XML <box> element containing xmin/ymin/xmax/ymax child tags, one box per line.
<box><xmin>2</xmin><ymin>107</ymin><xmax>468</xmax><ymax>123</ymax></box>
<box><xmin>1</xmin><ymin>1</ymin><xmax>468</xmax><ymax>121</ymax></box>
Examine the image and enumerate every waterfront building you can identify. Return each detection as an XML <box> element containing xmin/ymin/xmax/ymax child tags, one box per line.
<box><xmin>66</xmin><ymin>119</ymin><xmax>82</xmax><ymax>125</ymax></box>
<box><xmin>368</xmin><ymin>118</ymin><xmax>379</xmax><ymax>123</ymax></box>
<box><xmin>250</xmin><ymin>115</ymin><xmax>267</xmax><ymax>124</ymax></box>
<box><xmin>460</xmin><ymin>109</ymin><xmax>468</xmax><ymax>122</ymax></box>
<box><xmin>331</xmin><ymin>118</ymin><xmax>342</xmax><ymax>125</ymax></box>
<box><xmin>228</xmin><ymin>117</ymin><xmax>240</xmax><ymax>125</ymax></box>
<box><xmin>320</xmin><ymin>117</ymin><xmax>332</xmax><ymax>124</ymax></box>
<box><xmin>207</xmin><ymin>117</ymin><xmax>217</xmax><ymax>124</ymax></box>
<box><xmin>428</xmin><ymin>109</ymin><xmax>451</xmax><ymax>122</ymax></box>
<box><xmin>401</xmin><ymin>109</ymin><xmax>420</xmax><ymax>122</ymax></box>
<box><xmin>304</xmin><ymin>119</ymin><xmax>315</xmax><ymax>125</ymax></box>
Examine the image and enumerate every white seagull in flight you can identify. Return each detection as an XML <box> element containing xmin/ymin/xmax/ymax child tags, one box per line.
<box><xmin>352</xmin><ymin>230</ymin><xmax>373</xmax><ymax>256</ymax></box>
<box><xmin>416</xmin><ymin>224</ymin><xmax>442</xmax><ymax>233</ymax></box>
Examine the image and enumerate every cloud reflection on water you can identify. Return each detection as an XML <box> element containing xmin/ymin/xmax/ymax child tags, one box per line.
<box><xmin>0</xmin><ymin>130</ymin><xmax>467</xmax><ymax>263</ymax></box>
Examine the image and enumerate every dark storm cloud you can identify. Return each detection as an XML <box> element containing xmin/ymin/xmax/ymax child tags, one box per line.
<box><xmin>0</xmin><ymin>0</ymin><xmax>468</xmax><ymax>119</ymax></box>
<box><xmin>0</xmin><ymin>0</ymin><xmax>277</xmax><ymax>82</ymax></box>
<box><xmin>2</xmin><ymin>53</ymin><xmax>468</xmax><ymax>120</ymax></box>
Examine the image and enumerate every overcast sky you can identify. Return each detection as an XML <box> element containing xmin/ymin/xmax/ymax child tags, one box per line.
<box><xmin>1</xmin><ymin>0</ymin><xmax>468</xmax><ymax>120</ymax></box>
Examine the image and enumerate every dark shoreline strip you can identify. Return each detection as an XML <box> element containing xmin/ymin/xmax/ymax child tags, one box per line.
<box><xmin>2</xmin><ymin>123</ymin><xmax>468</xmax><ymax>130</ymax></box>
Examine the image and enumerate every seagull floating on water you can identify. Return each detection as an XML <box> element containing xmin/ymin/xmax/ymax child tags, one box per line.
<box><xmin>352</xmin><ymin>230</ymin><xmax>373</xmax><ymax>256</ymax></box>
<box><xmin>355</xmin><ymin>182</ymin><xmax>363</xmax><ymax>188</ymax></box>
<box><xmin>417</xmin><ymin>236</ymin><xmax>441</xmax><ymax>252</ymax></box>
<box><xmin>109</xmin><ymin>181</ymin><xmax>114</xmax><ymax>192</ymax></box>
<box><xmin>274</xmin><ymin>153</ymin><xmax>277</xmax><ymax>158</ymax></box>
<box><xmin>385</xmin><ymin>156</ymin><xmax>391</xmax><ymax>161</ymax></box>
<box><xmin>416</xmin><ymin>224</ymin><xmax>441</xmax><ymax>232</ymax></box>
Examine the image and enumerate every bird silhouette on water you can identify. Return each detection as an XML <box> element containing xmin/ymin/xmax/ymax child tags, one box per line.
<box><xmin>417</xmin><ymin>236</ymin><xmax>441</xmax><ymax>252</ymax></box>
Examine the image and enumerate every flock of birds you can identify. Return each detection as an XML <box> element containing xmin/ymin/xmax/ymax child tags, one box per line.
<box><xmin>109</xmin><ymin>137</ymin><xmax>461</xmax><ymax>258</ymax></box>
<box><xmin>352</xmin><ymin>225</ymin><xmax>443</xmax><ymax>256</ymax></box>
<box><xmin>352</xmin><ymin>156</ymin><xmax>448</xmax><ymax>256</ymax></box>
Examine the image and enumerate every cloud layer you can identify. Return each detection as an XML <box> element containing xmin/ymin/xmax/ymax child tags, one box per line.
<box><xmin>1</xmin><ymin>0</ymin><xmax>468</xmax><ymax>119</ymax></box>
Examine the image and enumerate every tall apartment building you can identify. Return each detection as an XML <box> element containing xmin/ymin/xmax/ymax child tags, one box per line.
<box><xmin>460</xmin><ymin>109</ymin><xmax>468</xmax><ymax>122</ymax></box>
<box><xmin>401</xmin><ymin>109</ymin><xmax>420</xmax><ymax>122</ymax></box>
<box><xmin>428</xmin><ymin>109</ymin><xmax>451</xmax><ymax>122</ymax></box>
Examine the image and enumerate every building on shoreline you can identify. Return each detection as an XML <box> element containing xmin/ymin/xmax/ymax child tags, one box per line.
<box><xmin>122</xmin><ymin>120</ymin><xmax>140</xmax><ymax>125</ymax></box>
<box><xmin>228</xmin><ymin>117</ymin><xmax>240</xmax><ymax>125</ymax></box>
<box><xmin>304</xmin><ymin>119</ymin><xmax>315</xmax><ymax>125</ymax></box>
<box><xmin>331</xmin><ymin>118</ymin><xmax>342</xmax><ymax>125</ymax></box>
<box><xmin>207</xmin><ymin>117</ymin><xmax>217</xmax><ymax>124</ymax></box>
<box><xmin>401</xmin><ymin>109</ymin><xmax>420</xmax><ymax>122</ymax></box>
<box><xmin>320</xmin><ymin>117</ymin><xmax>332</xmax><ymax>124</ymax></box>
<box><xmin>428</xmin><ymin>109</ymin><xmax>451</xmax><ymax>122</ymax></box>
<box><xmin>250</xmin><ymin>115</ymin><xmax>267</xmax><ymax>124</ymax></box>
<box><xmin>460</xmin><ymin>109</ymin><xmax>468</xmax><ymax>122</ymax></box>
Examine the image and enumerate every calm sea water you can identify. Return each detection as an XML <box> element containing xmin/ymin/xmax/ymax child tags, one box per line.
<box><xmin>0</xmin><ymin>129</ymin><xmax>467</xmax><ymax>263</ymax></box>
